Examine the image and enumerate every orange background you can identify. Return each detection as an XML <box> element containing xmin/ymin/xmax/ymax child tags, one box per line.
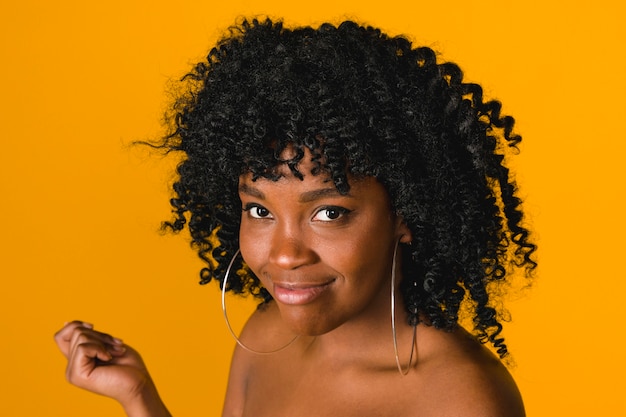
<box><xmin>1</xmin><ymin>1</ymin><xmax>624</xmax><ymax>416</ymax></box>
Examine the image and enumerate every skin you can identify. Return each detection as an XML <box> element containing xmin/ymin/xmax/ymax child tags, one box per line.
<box><xmin>222</xmin><ymin>156</ymin><xmax>525</xmax><ymax>417</ymax></box>
<box><xmin>54</xmin><ymin>153</ymin><xmax>525</xmax><ymax>416</ymax></box>
<box><xmin>54</xmin><ymin>321</ymin><xmax>171</xmax><ymax>417</ymax></box>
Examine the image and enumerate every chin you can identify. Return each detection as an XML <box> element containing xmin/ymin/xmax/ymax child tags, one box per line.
<box><xmin>278</xmin><ymin>306</ymin><xmax>343</xmax><ymax>336</ymax></box>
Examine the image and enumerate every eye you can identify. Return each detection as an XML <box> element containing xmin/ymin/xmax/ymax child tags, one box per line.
<box><xmin>243</xmin><ymin>204</ymin><xmax>273</xmax><ymax>219</ymax></box>
<box><xmin>312</xmin><ymin>206</ymin><xmax>351</xmax><ymax>222</ymax></box>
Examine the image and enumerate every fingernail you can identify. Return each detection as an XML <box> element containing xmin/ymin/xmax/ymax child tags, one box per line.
<box><xmin>111</xmin><ymin>344</ymin><xmax>126</xmax><ymax>353</ymax></box>
<box><xmin>82</xmin><ymin>322</ymin><xmax>94</xmax><ymax>329</ymax></box>
<box><xmin>112</xmin><ymin>337</ymin><xmax>124</xmax><ymax>345</ymax></box>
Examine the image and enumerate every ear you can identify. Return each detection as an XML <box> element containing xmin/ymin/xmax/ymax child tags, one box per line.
<box><xmin>395</xmin><ymin>216</ymin><xmax>413</xmax><ymax>244</ymax></box>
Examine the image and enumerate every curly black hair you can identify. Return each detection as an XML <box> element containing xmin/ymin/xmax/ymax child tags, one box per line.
<box><xmin>158</xmin><ymin>18</ymin><xmax>536</xmax><ymax>357</ymax></box>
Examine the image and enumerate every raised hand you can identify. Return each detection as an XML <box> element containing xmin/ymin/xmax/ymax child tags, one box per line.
<box><xmin>54</xmin><ymin>321</ymin><xmax>171</xmax><ymax>417</ymax></box>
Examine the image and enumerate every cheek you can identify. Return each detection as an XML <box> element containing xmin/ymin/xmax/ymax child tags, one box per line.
<box><xmin>330</xmin><ymin>238</ymin><xmax>393</xmax><ymax>286</ymax></box>
<box><xmin>239</xmin><ymin>220</ymin><xmax>271</xmax><ymax>288</ymax></box>
<box><xmin>346</xmin><ymin>230</ymin><xmax>396</xmax><ymax>282</ymax></box>
<box><xmin>239</xmin><ymin>223</ymin><xmax>269</xmax><ymax>275</ymax></box>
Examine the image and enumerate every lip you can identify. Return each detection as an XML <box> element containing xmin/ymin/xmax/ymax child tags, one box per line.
<box><xmin>272</xmin><ymin>280</ymin><xmax>334</xmax><ymax>305</ymax></box>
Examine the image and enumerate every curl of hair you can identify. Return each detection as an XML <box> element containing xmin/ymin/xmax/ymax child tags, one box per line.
<box><xmin>158</xmin><ymin>18</ymin><xmax>537</xmax><ymax>357</ymax></box>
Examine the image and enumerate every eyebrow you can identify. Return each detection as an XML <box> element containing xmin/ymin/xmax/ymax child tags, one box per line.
<box><xmin>299</xmin><ymin>187</ymin><xmax>347</xmax><ymax>203</ymax></box>
<box><xmin>238</xmin><ymin>183</ymin><xmax>265</xmax><ymax>199</ymax></box>
<box><xmin>238</xmin><ymin>183</ymin><xmax>351</xmax><ymax>203</ymax></box>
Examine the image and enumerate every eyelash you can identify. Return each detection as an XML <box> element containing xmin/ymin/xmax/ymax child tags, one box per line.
<box><xmin>312</xmin><ymin>206</ymin><xmax>352</xmax><ymax>222</ymax></box>
<box><xmin>242</xmin><ymin>203</ymin><xmax>272</xmax><ymax>219</ymax></box>
<box><xmin>242</xmin><ymin>203</ymin><xmax>352</xmax><ymax>222</ymax></box>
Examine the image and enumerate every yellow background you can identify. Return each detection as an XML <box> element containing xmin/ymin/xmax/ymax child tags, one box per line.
<box><xmin>1</xmin><ymin>1</ymin><xmax>624</xmax><ymax>416</ymax></box>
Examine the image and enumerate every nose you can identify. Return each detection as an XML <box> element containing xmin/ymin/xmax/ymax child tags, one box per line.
<box><xmin>268</xmin><ymin>230</ymin><xmax>318</xmax><ymax>270</ymax></box>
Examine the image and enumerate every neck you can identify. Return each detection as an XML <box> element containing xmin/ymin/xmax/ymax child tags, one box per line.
<box><xmin>303</xmin><ymin>284</ymin><xmax>416</xmax><ymax>372</ymax></box>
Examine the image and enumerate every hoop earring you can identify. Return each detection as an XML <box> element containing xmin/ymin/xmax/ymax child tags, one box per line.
<box><xmin>391</xmin><ymin>240</ymin><xmax>417</xmax><ymax>375</ymax></box>
<box><xmin>221</xmin><ymin>249</ymin><xmax>299</xmax><ymax>355</ymax></box>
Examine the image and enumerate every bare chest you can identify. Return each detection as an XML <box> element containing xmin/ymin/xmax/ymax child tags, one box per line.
<box><xmin>241</xmin><ymin>356</ymin><xmax>422</xmax><ymax>417</ymax></box>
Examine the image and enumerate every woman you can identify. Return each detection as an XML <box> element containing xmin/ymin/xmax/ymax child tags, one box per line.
<box><xmin>55</xmin><ymin>18</ymin><xmax>536</xmax><ymax>417</ymax></box>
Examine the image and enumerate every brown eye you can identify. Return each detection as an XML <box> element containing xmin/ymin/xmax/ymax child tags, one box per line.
<box><xmin>312</xmin><ymin>206</ymin><xmax>351</xmax><ymax>222</ymax></box>
<box><xmin>244</xmin><ymin>204</ymin><xmax>273</xmax><ymax>219</ymax></box>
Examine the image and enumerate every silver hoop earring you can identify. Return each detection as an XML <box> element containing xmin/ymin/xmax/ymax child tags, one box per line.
<box><xmin>391</xmin><ymin>240</ymin><xmax>417</xmax><ymax>375</ymax></box>
<box><xmin>221</xmin><ymin>249</ymin><xmax>299</xmax><ymax>355</ymax></box>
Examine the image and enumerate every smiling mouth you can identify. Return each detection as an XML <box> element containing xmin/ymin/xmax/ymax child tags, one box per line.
<box><xmin>272</xmin><ymin>280</ymin><xmax>335</xmax><ymax>305</ymax></box>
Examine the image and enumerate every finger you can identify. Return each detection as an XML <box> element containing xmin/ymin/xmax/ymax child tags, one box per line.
<box><xmin>106</xmin><ymin>343</ymin><xmax>147</xmax><ymax>369</ymax></box>
<box><xmin>108</xmin><ymin>342</ymin><xmax>128</xmax><ymax>357</ymax></box>
<box><xmin>66</xmin><ymin>341</ymin><xmax>113</xmax><ymax>386</ymax></box>
<box><xmin>68</xmin><ymin>325</ymin><xmax>123</xmax><ymax>349</ymax></box>
<box><xmin>68</xmin><ymin>327</ymin><xmax>125</xmax><ymax>360</ymax></box>
<box><xmin>54</xmin><ymin>320</ymin><xmax>94</xmax><ymax>358</ymax></box>
<box><xmin>54</xmin><ymin>322</ymin><xmax>122</xmax><ymax>360</ymax></box>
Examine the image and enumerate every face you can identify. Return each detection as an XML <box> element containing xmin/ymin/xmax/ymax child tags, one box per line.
<box><xmin>238</xmin><ymin>155</ymin><xmax>412</xmax><ymax>336</ymax></box>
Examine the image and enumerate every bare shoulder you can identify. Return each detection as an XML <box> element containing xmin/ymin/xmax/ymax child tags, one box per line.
<box><xmin>222</xmin><ymin>301</ymin><xmax>298</xmax><ymax>417</ymax></box>
<box><xmin>222</xmin><ymin>302</ymin><xmax>278</xmax><ymax>417</ymax></box>
<box><xmin>413</xmin><ymin>326</ymin><xmax>525</xmax><ymax>417</ymax></box>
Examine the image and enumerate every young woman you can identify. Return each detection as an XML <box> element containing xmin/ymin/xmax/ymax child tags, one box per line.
<box><xmin>55</xmin><ymin>18</ymin><xmax>536</xmax><ymax>417</ymax></box>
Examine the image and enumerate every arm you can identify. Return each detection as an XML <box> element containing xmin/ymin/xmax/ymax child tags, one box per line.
<box><xmin>54</xmin><ymin>321</ymin><xmax>172</xmax><ymax>417</ymax></box>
